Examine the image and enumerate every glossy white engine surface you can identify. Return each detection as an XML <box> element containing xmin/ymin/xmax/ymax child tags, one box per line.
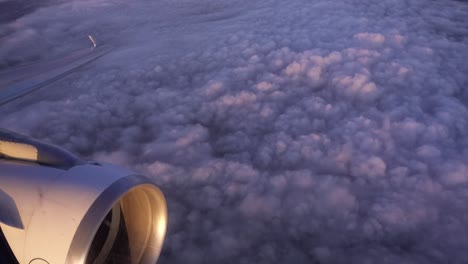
<box><xmin>0</xmin><ymin>160</ymin><xmax>167</xmax><ymax>264</ymax></box>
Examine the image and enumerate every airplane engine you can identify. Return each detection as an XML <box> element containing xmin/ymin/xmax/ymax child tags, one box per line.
<box><xmin>0</xmin><ymin>129</ymin><xmax>167</xmax><ymax>264</ymax></box>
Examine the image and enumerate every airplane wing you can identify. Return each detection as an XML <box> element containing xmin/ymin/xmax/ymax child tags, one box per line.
<box><xmin>0</xmin><ymin>43</ymin><xmax>168</xmax><ymax>264</ymax></box>
<box><xmin>0</xmin><ymin>45</ymin><xmax>112</xmax><ymax>106</ymax></box>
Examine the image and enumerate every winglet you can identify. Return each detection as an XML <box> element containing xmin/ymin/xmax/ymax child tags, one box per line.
<box><xmin>88</xmin><ymin>35</ymin><xmax>97</xmax><ymax>48</ymax></box>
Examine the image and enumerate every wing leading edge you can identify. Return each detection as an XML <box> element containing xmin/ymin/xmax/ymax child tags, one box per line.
<box><xmin>0</xmin><ymin>45</ymin><xmax>112</xmax><ymax>107</ymax></box>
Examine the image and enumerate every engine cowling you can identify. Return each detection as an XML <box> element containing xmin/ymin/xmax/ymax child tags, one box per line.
<box><xmin>0</xmin><ymin>130</ymin><xmax>167</xmax><ymax>264</ymax></box>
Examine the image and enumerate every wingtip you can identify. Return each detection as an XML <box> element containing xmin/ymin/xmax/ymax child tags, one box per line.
<box><xmin>88</xmin><ymin>34</ymin><xmax>97</xmax><ymax>48</ymax></box>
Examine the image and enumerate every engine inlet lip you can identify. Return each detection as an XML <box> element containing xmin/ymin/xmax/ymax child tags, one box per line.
<box><xmin>65</xmin><ymin>175</ymin><xmax>163</xmax><ymax>264</ymax></box>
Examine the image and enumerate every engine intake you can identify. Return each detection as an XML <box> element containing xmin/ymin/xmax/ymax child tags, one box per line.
<box><xmin>0</xmin><ymin>131</ymin><xmax>167</xmax><ymax>264</ymax></box>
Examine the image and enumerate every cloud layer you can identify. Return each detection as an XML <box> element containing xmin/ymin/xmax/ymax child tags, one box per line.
<box><xmin>1</xmin><ymin>0</ymin><xmax>468</xmax><ymax>263</ymax></box>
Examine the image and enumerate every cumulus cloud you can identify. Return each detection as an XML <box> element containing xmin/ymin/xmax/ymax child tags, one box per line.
<box><xmin>1</xmin><ymin>0</ymin><xmax>468</xmax><ymax>263</ymax></box>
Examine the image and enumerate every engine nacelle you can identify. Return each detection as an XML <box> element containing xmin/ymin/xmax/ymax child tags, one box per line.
<box><xmin>0</xmin><ymin>130</ymin><xmax>167</xmax><ymax>264</ymax></box>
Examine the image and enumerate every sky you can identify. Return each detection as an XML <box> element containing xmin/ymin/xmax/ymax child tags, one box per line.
<box><xmin>1</xmin><ymin>0</ymin><xmax>468</xmax><ymax>263</ymax></box>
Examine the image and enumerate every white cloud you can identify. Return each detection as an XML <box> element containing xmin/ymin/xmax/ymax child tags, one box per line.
<box><xmin>1</xmin><ymin>0</ymin><xmax>468</xmax><ymax>263</ymax></box>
